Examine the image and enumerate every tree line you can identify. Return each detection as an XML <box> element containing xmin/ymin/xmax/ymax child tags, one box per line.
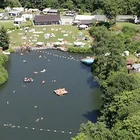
<box><xmin>0</xmin><ymin>26</ymin><xmax>9</xmax><ymax>85</ymax></box>
<box><xmin>72</xmin><ymin>25</ymin><xmax>140</xmax><ymax>139</ymax></box>
<box><xmin>1</xmin><ymin>0</ymin><xmax>140</xmax><ymax>16</ymax></box>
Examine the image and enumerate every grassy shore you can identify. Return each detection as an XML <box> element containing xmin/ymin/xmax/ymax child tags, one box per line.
<box><xmin>8</xmin><ymin>25</ymin><xmax>92</xmax><ymax>48</ymax></box>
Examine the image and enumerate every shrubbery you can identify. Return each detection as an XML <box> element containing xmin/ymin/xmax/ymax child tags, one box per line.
<box><xmin>0</xmin><ymin>53</ymin><xmax>8</xmax><ymax>85</ymax></box>
<box><xmin>68</xmin><ymin>46</ymin><xmax>93</xmax><ymax>53</ymax></box>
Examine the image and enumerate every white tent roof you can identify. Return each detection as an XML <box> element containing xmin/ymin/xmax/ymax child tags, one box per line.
<box><xmin>75</xmin><ymin>15</ymin><xmax>95</xmax><ymax>20</ymax></box>
<box><xmin>74</xmin><ymin>42</ymin><xmax>85</xmax><ymax>46</ymax></box>
<box><xmin>14</xmin><ymin>18</ymin><xmax>25</xmax><ymax>22</ymax></box>
<box><xmin>36</xmin><ymin>42</ymin><xmax>44</xmax><ymax>45</ymax></box>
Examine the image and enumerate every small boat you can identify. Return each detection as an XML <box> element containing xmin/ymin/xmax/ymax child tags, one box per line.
<box><xmin>35</xmin><ymin>118</ymin><xmax>40</xmax><ymax>122</ymax></box>
<box><xmin>54</xmin><ymin>88</ymin><xmax>68</xmax><ymax>96</ymax></box>
<box><xmin>80</xmin><ymin>57</ymin><xmax>94</xmax><ymax>65</ymax></box>
<box><xmin>2</xmin><ymin>51</ymin><xmax>10</xmax><ymax>55</ymax></box>
<box><xmin>23</xmin><ymin>60</ymin><xmax>26</xmax><ymax>63</ymax></box>
<box><xmin>34</xmin><ymin>71</ymin><xmax>38</xmax><ymax>74</ymax></box>
<box><xmin>40</xmin><ymin>69</ymin><xmax>46</xmax><ymax>73</ymax></box>
<box><xmin>42</xmin><ymin>81</ymin><xmax>45</xmax><ymax>84</ymax></box>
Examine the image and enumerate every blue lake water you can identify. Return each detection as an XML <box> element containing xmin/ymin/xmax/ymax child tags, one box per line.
<box><xmin>0</xmin><ymin>50</ymin><xmax>101</xmax><ymax>140</ymax></box>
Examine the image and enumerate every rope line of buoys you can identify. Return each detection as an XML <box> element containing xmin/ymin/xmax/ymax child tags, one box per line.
<box><xmin>3</xmin><ymin>124</ymin><xmax>78</xmax><ymax>135</ymax></box>
<box><xmin>33</xmin><ymin>50</ymin><xmax>80</xmax><ymax>62</ymax></box>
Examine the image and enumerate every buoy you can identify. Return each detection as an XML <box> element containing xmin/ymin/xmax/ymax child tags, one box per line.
<box><xmin>7</xmin><ymin>101</ymin><xmax>9</xmax><ymax>104</ymax></box>
<box><xmin>34</xmin><ymin>106</ymin><xmax>37</xmax><ymax>108</ymax></box>
<box><xmin>42</xmin><ymin>81</ymin><xmax>45</xmax><ymax>84</ymax></box>
<box><xmin>40</xmin><ymin>117</ymin><xmax>43</xmax><ymax>120</ymax></box>
<box><xmin>23</xmin><ymin>60</ymin><xmax>26</xmax><ymax>63</ymax></box>
<box><xmin>13</xmin><ymin>90</ymin><xmax>15</xmax><ymax>93</ymax></box>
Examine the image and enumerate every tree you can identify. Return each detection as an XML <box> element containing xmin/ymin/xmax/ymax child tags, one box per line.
<box><xmin>91</xmin><ymin>28</ymin><xmax>126</xmax><ymax>82</ymax></box>
<box><xmin>98</xmin><ymin>0</ymin><xmax>119</xmax><ymax>23</ymax></box>
<box><xmin>100</xmin><ymin>72</ymin><xmax>140</xmax><ymax>127</ymax></box>
<box><xmin>112</xmin><ymin>111</ymin><xmax>140</xmax><ymax>140</ymax></box>
<box><xmin>0</xmin><ymin>26</ymin><xmax>10</xmax><ymax>51</ymax></box>
<box><xmin>72</xmin><ymin>121</ymin><xmax>114</xmax><ymax>140</ymax></box>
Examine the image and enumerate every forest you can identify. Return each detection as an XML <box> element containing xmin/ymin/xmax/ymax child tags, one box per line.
<box><xmin>0</xmin><ymin>0</ymin><xmax>140</xmax><ymax>16</ymax></box>
<box><xmin>72</xmin><ymin>24</ymin><xmax>140</xmax><ymax>140</ymax></box>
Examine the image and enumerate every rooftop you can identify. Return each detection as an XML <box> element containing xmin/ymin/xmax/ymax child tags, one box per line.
<box><xmin>34</xmin><ymin>15</ymin><xmax>60</xmax><ymax>22</ymax></box>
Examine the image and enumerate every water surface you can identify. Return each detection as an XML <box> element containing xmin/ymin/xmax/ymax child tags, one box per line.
<box><xmin>0</xmin><ymin>50</ymin><xmax>101</xmax><ymax>140</ymax></box>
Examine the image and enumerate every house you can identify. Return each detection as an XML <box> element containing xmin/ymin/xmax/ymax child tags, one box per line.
<box><xmin>47</xmin><ymin>9</ymin><xmax>59</xmax><ymax>15</ymax></box>
<box><xmin>8</xmin><ymin>11</ymin><xmax>21</xmax><ymax>17</ymax></box>
<box><xmin>14</xmin><ymin>18</ymin><xmax>26</xmax><ymax>25</ymax></box>
<box><xmin>42</xmin><ymin>8</ymin><xmax>51</xmax><ymax>14</ymax></box>
<box><xmin>34</xmin><ymin>15</ymin><xmax>61</xmax><ymax>25</ymax></box>
<box><xmin>21</xmin><ymin>14</ymin><xmax>33</xmax><ymax>20</ymax></box>
<box><xmin>72</xmin><ymin>15</ymin><xmax>95</xmax><ymax>25</ymax></box>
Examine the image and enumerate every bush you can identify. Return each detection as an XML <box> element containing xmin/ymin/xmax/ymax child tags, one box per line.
<box><xmin>68</xmin><ymin>46</ymin><xmax>93</xmax><ymax>53</ymax></box>
<box><xmin>0</xmin><ymin>54</ymin><xmax>8</xmax><ymax>85</ymax></box>
<box><xmin>122</xmin><ymin>26</ymin><xmax>138</xmax><ymax>37</ymax></box>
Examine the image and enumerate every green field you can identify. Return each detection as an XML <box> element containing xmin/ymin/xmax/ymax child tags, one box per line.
<box><xmin>8</xmin><ymin>25</ymin><xmax>92</xmax><ymax>48</ymax></box>
<box><xmin>0</xmin><ymin>21</ymin><xmax>15</xmax><ymax>29</ymax></box>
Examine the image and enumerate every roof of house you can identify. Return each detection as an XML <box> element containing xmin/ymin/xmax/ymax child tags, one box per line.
<box><xmin>74</xmin><ymin>15</ymin><xmax>95</xmax><ymax>20</ymax></box>
<box><xmin>47</xmin><ymin>9</ymin><xmax>58</xmax><ymax>13</ymax></box>
<box><xmin>34</xmin><ymin>15</ymin><xmax>60</xmax><ymax>22</ymax></box>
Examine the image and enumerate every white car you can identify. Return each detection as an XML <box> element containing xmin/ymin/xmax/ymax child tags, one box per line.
<box><xmin>78</xmin><ymin>24</ymin><xmax>88</xmax><ymax>30</ymax></box>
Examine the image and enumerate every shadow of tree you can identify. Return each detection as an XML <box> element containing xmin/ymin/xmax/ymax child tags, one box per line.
<box><xmin>83</xmin><ymin>110</ymin><xmax>100</xmax><ymax>123</ymax></box>
<box><xmin>87</xmin><ymin>76</ymin><xmax>99</xmax><ymax>89</ymax></box>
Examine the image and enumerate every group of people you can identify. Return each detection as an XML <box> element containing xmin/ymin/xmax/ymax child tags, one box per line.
<box><xmin>24</xmin><ymin>77</ymin><xmax>33</xmax><ymax>83</ymax></box>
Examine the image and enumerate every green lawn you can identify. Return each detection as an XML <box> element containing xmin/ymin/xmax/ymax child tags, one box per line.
<box><xmin>9</xmin><ymin>25</ymin><xmax>92</xmax><ymax>48</ymax></box>
<box><xmin>0</xmin><ymin>21</ymin><xmax>15</xmax><ymax>29</ymax></box>
<box><xmin>116</xmin><ymin>22</ymin><xmax>138</xmax><ymax>29</ymax></box>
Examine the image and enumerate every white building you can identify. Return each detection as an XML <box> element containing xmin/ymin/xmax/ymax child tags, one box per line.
<box><xmin>21</xmin><ymin>14</ymin><xmax>33</xmax><ymax>20</ymax></box>
<box><xmin>72</xmin><ymin>15</ymin><xmax>95</xmax><ymax>25</ymax></box>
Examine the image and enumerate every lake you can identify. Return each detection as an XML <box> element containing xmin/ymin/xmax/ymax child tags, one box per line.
<box><xmin>0</xmin><ymin>50</ymin><xmax>101</xmax><ymax>140</ymax></box>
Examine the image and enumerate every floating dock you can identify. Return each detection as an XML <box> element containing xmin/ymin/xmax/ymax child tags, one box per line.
<box><xmin>54</xmin><ymin>88</ymin><xmax>68</xmax><ymax>96</ymax></box>
<box><xmin>80</xmin><ymin>57</ymin><xmax>94</xmax><ymax>65</ymax></box>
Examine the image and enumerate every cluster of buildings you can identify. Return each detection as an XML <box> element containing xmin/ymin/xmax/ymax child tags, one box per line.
<box><xmin>1</xmin><ymin>7</ymin><xmax>139</xmax><ymax>27</ymax></box>
<box><xmin>0</xmin><ymin>7</ymin><xmax>108</xmax><ymax>28</ymax></box>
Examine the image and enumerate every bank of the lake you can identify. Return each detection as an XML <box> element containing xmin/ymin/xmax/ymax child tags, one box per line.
<box><xmin>0</xmin><ymin>50</ymin><xmax>101</xmax><ymax>140</ymax></box>
<box><xmin>0</xmin><ymin>53</ymin><xmax>8</xmax><ymax>85</ymax></box>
